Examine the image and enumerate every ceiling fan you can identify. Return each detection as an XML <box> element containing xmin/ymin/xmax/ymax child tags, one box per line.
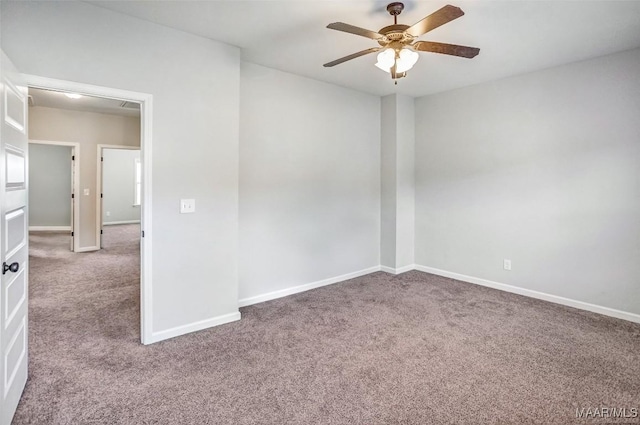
<box><xmin>323</xmin><ymin>3</ymin><xmax>480</xmax><ymax>82</ymax></box>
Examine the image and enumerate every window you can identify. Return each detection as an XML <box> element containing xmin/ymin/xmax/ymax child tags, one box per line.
<box><xmin>134</xmin><ymin>157</ymin><xmax>141</xmax><ymax>206</ymax></box>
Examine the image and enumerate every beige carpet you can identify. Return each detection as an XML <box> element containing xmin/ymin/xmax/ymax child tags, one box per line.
<box><xmin>15</xmin><ymin>227</ymin><xmax>640</xmax><ymax>424</ymax></box>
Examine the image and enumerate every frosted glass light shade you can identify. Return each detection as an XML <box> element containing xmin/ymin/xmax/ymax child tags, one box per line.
<box><xmin>375</xmin><ymin>48</ymin><xmax>395</xmax><ymax>72</ymax></box>
<box><xmin>395</xmin><ymin>48</ymin><xmax>419</xmax><ymax>73</ymax></box>
<box><xmin>375</xmin><ymin>47</ymin><xmax>419</xmax><ymax>74</ymax></box>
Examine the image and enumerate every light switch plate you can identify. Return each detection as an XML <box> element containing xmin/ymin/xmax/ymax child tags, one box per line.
<box><xmin>503</xmin><ymin>259</ymin><xmax>512</xmax><ymax>271</ymax></box>
<box><xmin>180</xmin><ymin>199</ymin><xmax>195</xmax><ymax>214</ymax></box>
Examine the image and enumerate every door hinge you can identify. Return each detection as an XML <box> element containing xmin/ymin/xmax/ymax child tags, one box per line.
<box><xmin>100</xmin><ymin>229</ymin><xmax>103</xmax><ymax>235</ymax></box>
<box><xmin>101</xmin><ymin>193</ymin><xmax>103</xmax><ymax>198</ymax></box>
<box><xmin>71</xmin><ymin>231</ymin><xmax>74</xmax><ymax>237</ymax></box>
<box><xmin>101</xmin><ymin>157</ymin><xmax>104</xmax><ymax>162</ymax></box>
<box><xmin>71</xmin><ymin>193</ymin><xmax>74</xmax><ymax>199</ymax></box>
<box><xmin>141</xmin><ymin>230</ymin><xmax>145</xmax><ymax>238</ymax></box>
<box><xmin>72</xmin><ymin>155</ymin><xmax>75</xmax><ymax>161</ymax></box>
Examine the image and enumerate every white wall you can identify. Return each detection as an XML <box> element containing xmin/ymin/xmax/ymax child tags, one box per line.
<box><xmin>380</xmin><ymin>94</ymin><xmax>414</xmax><ymax>271</ymax></box>
<box><xmin>102</xmin><ymin>148</ymin><xmax>140</xmax><ymax>224</ymax></box>
<box><xmin>380</xmin><ymin>96</ymin><xmax>397</xmax><ymax>268</ymax></box>
<box><xmin>2</xmin><ymin>1</ymin><xmax>241</xmax><ymax>337</ymax></box>
<box><xmin>29</xmin><ymin>106</ymin><xmax>140</xmax><ymax>246</ymax></box>
<box><xmin>239</xmin><ymin>63</ymin><xmax>380</xmax><ymax>302</ymax></box>
<box><xmin>29</xmin><ymin>143</ymin><xmax>72</xmax><ymax>228</ymax></box>
<box><xmin>414</xmin><ymin>48</ymin><xmax>640</xmax><ymax>315</ymax></box>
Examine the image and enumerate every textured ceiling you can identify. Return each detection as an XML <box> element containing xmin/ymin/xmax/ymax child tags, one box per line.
<box><xmin>89</xmin><ymin>1</ymin><xmax>640</xmax><ymax>97</ymax></box>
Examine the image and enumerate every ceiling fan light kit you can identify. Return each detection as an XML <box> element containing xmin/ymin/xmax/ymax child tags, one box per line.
<box><xmin>324</xmin><ymin>3</ymin><xmax>480</xmax><ymax>83</ymax></box>
<box><xmin>375</xmin><ymin>47</ymin><xmax>419</xmax><ymax>74</ymax></box>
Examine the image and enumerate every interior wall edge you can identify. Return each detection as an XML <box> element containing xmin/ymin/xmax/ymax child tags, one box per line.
<box><xmin>239</xmin><ymin>266</ymin><xmax>382</xmax><ymax>308</ymax></box>
<box><xmin>102</xmin><ymin>220</ymin><xmax>140</xmax><ymax>226</ymax></box>
<box><xmin>148</xmin><ymin>311</ymin><xmax>242</xmax><ymax>345</ymax></box>
<box><xmin>413</xmin><ymin>265</ymin><xmax>640</xmax><ymax>324</ymax></box>
<box><xmin>380</xmin><ymin>265</ymin><xmax>415</xmax><ymax>275</ymax></box>
<box><xmin>28</xmin><ymin>226</ymin><xmax>71</xmax><ymax>232</ymax></box>
<box><xmin>240</xmin><ymin>261</ymin><xmax>640</xmax><ymax>325</ymax></box>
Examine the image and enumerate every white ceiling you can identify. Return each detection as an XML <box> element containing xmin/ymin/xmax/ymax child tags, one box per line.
<box><xmin>29</xmin><ymin>88</ymin><xmax>141</xmax><ymax>117</ymax></box>
<box><xmin>88</xmin><ymin>0</ymin><xmax>640</xmax><ymax>97</ymax></box>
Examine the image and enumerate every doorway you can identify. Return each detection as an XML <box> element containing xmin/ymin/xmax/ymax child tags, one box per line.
<box><xmin>28</xmin><ymin>140</ymin><xmax>80</xmax><ymax>251</ymax></box>
<box><xmin>97</xmin><ymin>146</ymin><xmax>141</xmax><ymax>249</ymax></box>
<box><xmin>24</xmin><ymin>75</ymin><xmax>153</xmax><ymax>344</ymax></box>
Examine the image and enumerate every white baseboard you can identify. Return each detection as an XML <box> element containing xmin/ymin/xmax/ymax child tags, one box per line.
<box><xmin>29</xmin><ymin>226</ymin><xmax>71</xmax><ymax>232</ymax></box>
<box><xmin>148</xmin><ymin>311</ymin><xmax>241</xmax><ymax>344</ymax></box>
<box><xmin>75</xmin><ymin>246</ymin><xmax>99</xmax><ymax>253</ymax></box>
<box><xmin>414</xmin><ymin>265</ymin><xmax>640</xmax><ymax>324</ymax></box>
<box><xmin>381</xmin><ymin>264</ymin><xmax>415</xmax><ymax>275</ymax></box>
<box><xmin>103</xmin><ymin>220</ymin><xmax>140</xmax><ymax>226</ymax></box>
<box><xmin>239</xmin><ymin>266</ymin><xmax>382</xmax><ymax>307</ymax></box>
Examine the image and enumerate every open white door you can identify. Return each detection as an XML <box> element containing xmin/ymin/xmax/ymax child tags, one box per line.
<box><xmin>0</xmin><ymin>51</ymin><xmax>29</xmax><ymax>424</ymax></box>
<box><xmin>70</xmin><ymin>148</ymin><xmax>76</xmax><ymax>252</ymax></box>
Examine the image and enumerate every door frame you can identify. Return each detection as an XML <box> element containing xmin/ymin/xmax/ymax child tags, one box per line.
<box><xmin>23</xmin><ymin>74</ymin><xmax>154</xmax><ymax>345</ymax></box>
<box><xmin>96</xmin><ymin>144</ymin><xmax>140</xmax><ymax>248</ymax></box>
<box><xmin>28</xmin><ymin>139</ymin><xmax>80</xmax><ymax>252</ymax></box>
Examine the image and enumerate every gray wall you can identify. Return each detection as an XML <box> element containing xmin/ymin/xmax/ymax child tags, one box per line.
<box><xmin>380</xmin><ymin>96</ymin><xmax>397</xmax><ymax>268</ymax></box>
<box><xmin>239</xmin><ymin>63</ymin><xmax>380</xmax><ymax>301</ymax></box>
<box><xmin>380</xmin><ymin>94</ymin><xmax>415</xmax><ymax>270</ymax></box>
<box><xmin>2</xmin><ymin>0</ymin><xmax>241</xmax><ymax>336</ymax></box>
<box><xmin>29</xmin><ymin>106</ymin><xmax>140</xmax><ymax>246</ymax></box>
<box><xmin>102</xmin><ymin>148</ymin><xmax>141</xmax><ymax>224</ymax></box>
<box><xmin>414</xmin><ymin>48</ymin><xmax>640</xmax><ymax>315</ymax></box>
<box><xmin>29</xmin><ymin>143</ymin><xmax>72</xmax><ymax>227</ymax></box>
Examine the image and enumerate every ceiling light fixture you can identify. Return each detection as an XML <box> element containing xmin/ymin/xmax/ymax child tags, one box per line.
<box><xmin>324</xmin><ymin>3</ymin><xmax>480</xmax><ymax>84</ymax></box>
<box><xmin>375</xmin><ymin>47</ymin><xmax>419</xmax><ymax>74</ymax></box>
<box><xmin>64</xmin><ymin>93</ymin><xmax>83</xmax><ymax>99</ymax></box>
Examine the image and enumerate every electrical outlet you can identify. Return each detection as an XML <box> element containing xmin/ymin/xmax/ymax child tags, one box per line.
<box><xmin>106</xmin><ymin>211</ymin><xmax>110</xmax><ymax>217</ymax></box>
<box><xmin>503</xmin><ymin>259</ymin><xmax>512</xmax><ymax>271</ymax></box>
<box><xmin>180</xmin><ymin>199</ymin><xmax>195</xmax><ymax>214</ymax></box>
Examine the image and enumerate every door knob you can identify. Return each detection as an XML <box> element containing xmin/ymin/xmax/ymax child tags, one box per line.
<box><xmin>2</xmin><ymin>262</ymin><xmax>19</xmax><ymax>275</ymax></box>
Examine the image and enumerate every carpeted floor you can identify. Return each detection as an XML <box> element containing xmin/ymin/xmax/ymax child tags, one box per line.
<box><xmin>15</xmin><ymin>227</ymin><xmax>640</xmax><ymax>424</ymax></box>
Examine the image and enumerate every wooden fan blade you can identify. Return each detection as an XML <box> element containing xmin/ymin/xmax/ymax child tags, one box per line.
<box><xmin>406</xmin><ymin>5</ymin><xmax>465</xmax><ymax>38</ymax></box>
<box><xmin>327</xmin><ymin>22</ymin><xmax>385</xmax><ymax>40</ymax></box>
<box><xmin>413</xmin><ymin>41</ymin><xmax>480</xmax><ymax>58</ymax></box>
<box><xmin>323</xmin><ymin>47</ymin><xmax>381</xmax><ymax>67</ymax></box>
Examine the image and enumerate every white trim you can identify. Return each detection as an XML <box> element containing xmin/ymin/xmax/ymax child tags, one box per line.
<box><xmin>28</xmin><ymin>139</ymin><xmax>78</xmax><ymax>148</ymax></box>
<box><xmin>74</xmin><ymin>246</ymin><xmax>99</xmax><ymax>253</ymax></box>
<box><xmin>103</xmin><ymin>220</ymin><xmax>140</xmax><ymax>226</ymax></box>
<box><xmin>28</xmin><ymin>226</ymin><xmax>71</xmax><ymax>232</ymax></box>
<box><xmin>140</xmin><ymin>95</ymin><xmax>153</xmax><ymax>345</ymax></box>
<box><xmin>148</xmin><ymin>312</ymin><xmax>241</xmax><ymax>344</ymax></box>
<box><xmin>24</xmin><ymin>74</ymin><xmax>153</xmax><ymax>345</ymax></box>
<box><xmin>133</xmin><ymin>157</ymin><xmax>141</xmax><ymax>206</ymax></box>
<box><xmin>239</xmin><ymin>266</ymin><xmax>382</xmax><ymax>307</ymax></box>
<box><xmin>414</xmin><ymin>265</ymin><xmax>640</xmax><ymax>324</ymax></box>
<box><xmin>380</xmin><ymin>264</ymin><xmax>415</xmax><ymax>275</ymax></box>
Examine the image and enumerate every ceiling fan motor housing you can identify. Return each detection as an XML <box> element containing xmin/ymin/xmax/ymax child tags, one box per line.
<box><xmin>378</xmin><ymin>24</ymin><xmax>413</xmax><ymax>46</ymax></box>
<box><xmin>386</xmin><ymin>2</ymin><xmax>405</xmax><ymax>16</ymax></box>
